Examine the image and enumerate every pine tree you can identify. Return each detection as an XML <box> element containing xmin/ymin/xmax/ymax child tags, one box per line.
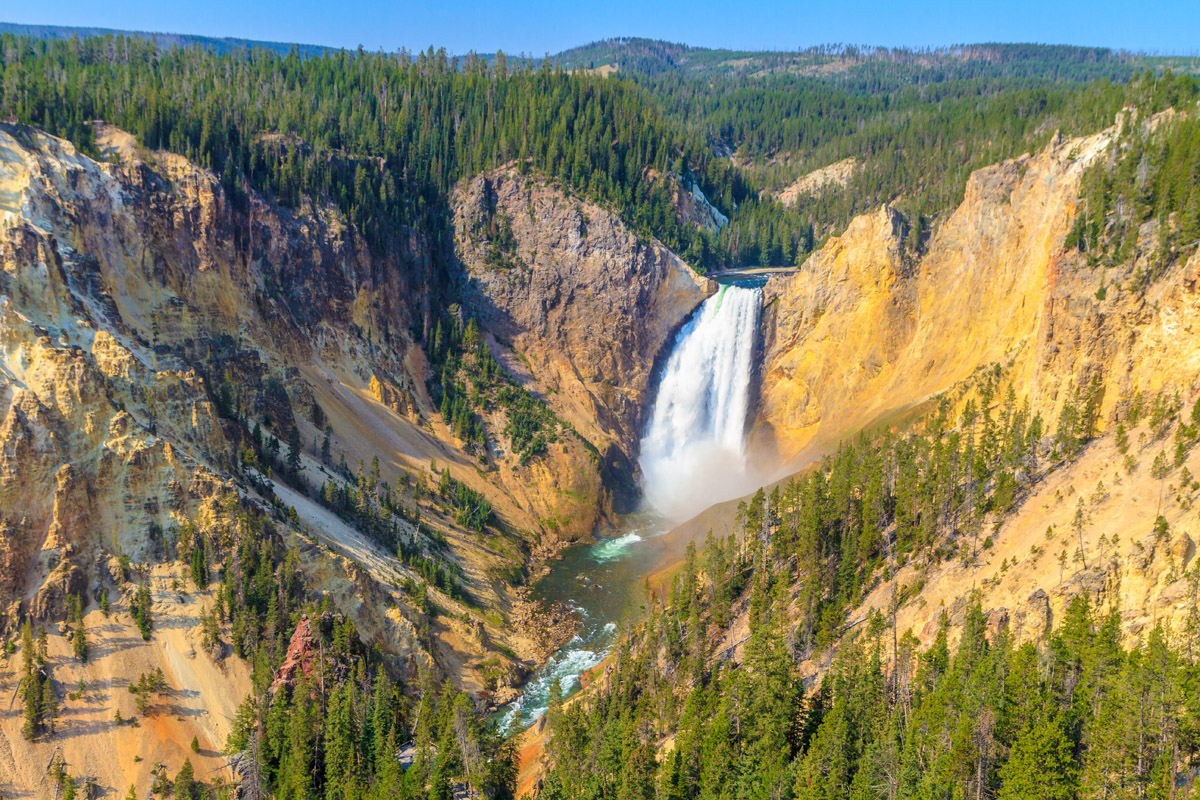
<box><xmin>279</xmin><ymin>678</ymin><xmax>317</xmax><ymax>800</ymax></box>
<box><xmin>324</xmin><ymin>682</ymin><xmax>358</xmax><ymax>799</ymax></box>
<box><xmin>73</xmin><ymin>615</ymin><xmax>87</xmax><ymax>663</ymax></box>
<box><xmin>135</xmin><ymin>583</ymin><xmax>153</xmax><ymax>640</ymax></box>
<box><xmin>370</xmin><ymin>672</ymin><xmax>397</xmax><ymax>771</ymax></box>
<box><xmin>997</xmin><ymin>714</ymin><xmax>1076</xmax><ymax>800</ymax></box>
<box><xmin>286</xmin><ymin>426</ymin><xmax>302</xmax><ymax>476</ymax></box>
<box><xmin>174</xmin><ymin>758</ymin><xmax>199</xmax><ymax>800</ymax></box>
<box><xmin>22</xmin><ymin>671</ymin><xmax>40</xmax><ymax>740</ymax></box>
<box><xmin>40</xmin><ymin>676</ymin><xmax>57</xmax><ymax>735</ymax></box>
<box><xmin>190</xmin><ymin>536</ymin><xmax>208</xmax><ymax>588</ymax></box>
<box><xmin>19</xmin><ymin>619</ymin><xmax>33</xmax><ymax>679</ymax></box>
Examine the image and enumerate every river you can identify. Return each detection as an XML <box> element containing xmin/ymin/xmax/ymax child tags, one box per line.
<box><xmin>495</xmin><ymin>514</ymin><xmax>675</xmax><ymax>731</ymax></box>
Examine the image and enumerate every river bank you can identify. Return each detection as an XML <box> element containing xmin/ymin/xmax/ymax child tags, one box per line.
<box><xmin>497</xmin><ymin>515</ymin><xmax>672</xmax><ymax>731</ymax></box>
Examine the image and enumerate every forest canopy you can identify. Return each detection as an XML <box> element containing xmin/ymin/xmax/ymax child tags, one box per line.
<box><xmin>2</xmin><ymin>33</ymin><xmax>1197</xmax><ymax>271</ymax></box>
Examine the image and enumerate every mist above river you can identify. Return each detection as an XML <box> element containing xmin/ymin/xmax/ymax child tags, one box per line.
<box><xmin>639</xmin><ymin>284</ymin><xmax>765</xmax><ymax>521</ymax></box>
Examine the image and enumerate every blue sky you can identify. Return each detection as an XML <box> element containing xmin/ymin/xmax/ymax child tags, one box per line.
<box><xmin>6</xmin><ymin>0</ymin><xmax>1199</xmax><ymax>55</ymax></box>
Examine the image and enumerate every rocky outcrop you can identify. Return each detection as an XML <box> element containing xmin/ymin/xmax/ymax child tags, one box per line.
<box><xmin>776</xmin><ymin>157</ymin><xmax>857</xmax><ymax>206</ymax></box>
<box><xmin>756</xmin><ymin>205</ymin><xmax>912</xmax><ymax>458</ymax></box>
<box><xmin>757</xmin><ymin>124</ymin><xmax>1119</xmax><ymax>461</ymax></box>
<box><xmin>452</xmin><ymin>168</ymin><xmax>714</xmax><ymax>500</ymax></box>
<box><xmin>673</xmin><ymin>178</ymin><xmax>730</xmax><ymax>234</ymax></box>
<box><xmin>271</xmin><ymin>615</ymin><xmax>336</xmax><ymax>694</ymax></box>
<box><xmin>509</xmin><ymin>587</ymin><xmax>582</xmax><ymax>663</ymax></box>
<box><xmin>642</xmin><ymin>168</ymin><xmax>729</xmax><ymax>233</ymax></box>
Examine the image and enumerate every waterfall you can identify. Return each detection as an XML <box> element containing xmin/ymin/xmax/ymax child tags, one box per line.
<box><xmin>639</xmin><ymin>284</ymin><xmax>762</xmax><ymax>520</ymax></box>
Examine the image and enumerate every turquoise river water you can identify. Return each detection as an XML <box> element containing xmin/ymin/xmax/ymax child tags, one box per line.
<box><xmin>496</xmin><ymin>515</ymin><xmax>676</xmax><ymax>731</ymax></box>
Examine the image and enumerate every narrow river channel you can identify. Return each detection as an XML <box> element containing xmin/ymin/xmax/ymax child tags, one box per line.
<box><xmin>497</xmin><ymin>514</ymin><xmax>674</xmax><ymax>731</ymax></box>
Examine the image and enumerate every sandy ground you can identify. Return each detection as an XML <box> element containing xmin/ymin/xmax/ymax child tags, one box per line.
<box><xmin>849</xmin><ymin>418</ymin><xmax>1200</xmax><ymax>658</ymax></box>
<box><xmin>294</xmin><ymin>359</ymin><xmax>531</xmax><ymax>605</ymax></box>
<box><xmin>273</xmin><ymin>478</ymin><xmax>400</xmax><ymax>580</ymax></box>
<box><xmin>0</xmin><ymin>565</ymin><xmax>249</xmax><ymax>796</ymax></box>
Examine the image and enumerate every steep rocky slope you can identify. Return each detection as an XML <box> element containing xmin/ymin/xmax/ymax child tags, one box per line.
<box><xmin>0</xmin><ymin>124</ymin><xmax>709</xmax><ymax>792</ymax></box>
<box><xmin>452</xmin><ymin>168</ymin><xmax>713</xmax><ymax>507</ymax></box>
<box><xmin>776</xmin><ymin>156</ymin><xmax>857</xmax><ymax>206</ymax></box>
<box><xmin>756</xmin><ymin>125</ymin><xmax>1120</xmax><ymax>461</ymax></box>
<box><xmin>737</xmin><ymin>108</ymin><xmax>1200</xmax><ymax>668</ymax></box>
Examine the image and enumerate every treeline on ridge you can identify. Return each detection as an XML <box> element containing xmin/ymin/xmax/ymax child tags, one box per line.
<box><xmin>4</xmin><ymin>33</ymin><xmax>1198</xmax><ymax>274</ymax></box>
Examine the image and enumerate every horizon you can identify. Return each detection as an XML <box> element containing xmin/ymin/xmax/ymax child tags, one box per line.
<box><xmin>5</xmin><ymin>0</ymin><xmax>1200</xmax><ymax>58</ymax></box>
<box><xmin>5</xmin><ymin>22</ymin><xmax>1200</xmax><ymax>60</ymax></box>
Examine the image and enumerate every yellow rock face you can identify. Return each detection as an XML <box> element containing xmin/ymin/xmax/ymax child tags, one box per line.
<box><xmin>757</xmin><ymin>127</ymin><xmax>1115</xmax><ymax>464</ymax></box>
<box><xmin>749</xmin><ymin>111</ymin><xmax>1200</xmax><ymax>670</ymax></box>
<box><xmin>758</xmin><ymin>205</ymin><xmax>912</xmax><ymax>456</ymax></box>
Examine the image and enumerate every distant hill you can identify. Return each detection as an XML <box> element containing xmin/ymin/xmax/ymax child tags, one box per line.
<box><xmin>550</xmin><ymin>36</ymin><xmax>1171</xmax><ymax>83</ymax></box>
<box><xmin>0</xmin><ymin>21</ymin><xmax>331</xmax><ymax>57</ymax></box>
<box><xmin>4</xmin><ymin>24</ymin><xmax>1196</xmax><ymax>82</ymax></box>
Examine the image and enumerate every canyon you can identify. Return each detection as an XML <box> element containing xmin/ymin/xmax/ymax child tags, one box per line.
<box><xmin>0</xmin><ymin>123</ymin><xmax>710</xmax><ymax>790</ymax></box>
<box><xmin>0</xmin><ymin>101</ymin><xmax>1198</xmax><ymax>793</ymax></box>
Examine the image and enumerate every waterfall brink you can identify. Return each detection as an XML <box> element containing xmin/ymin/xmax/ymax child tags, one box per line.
<box><xmin>639</xmin><ymin>284</ymin><xmax>762</xmax><ymax>520</ymax></box>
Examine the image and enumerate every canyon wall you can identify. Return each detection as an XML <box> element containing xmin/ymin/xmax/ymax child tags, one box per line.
<box><xmin>0</xmin><ymin>125</ymin><xmax>710</xmax><ymax>789</ymax></box>
<box><xmin>756</xmin><ymin>127</ymin><xmax>1120</xmax><ymax>461</ymax></box>
<box><xmin>452</xmin><ymin>168</ymin><xmax>714</xmax><ymax>505</ymax></box>
<box><xmin>747</xmin><ymin>112</ymin><xmax>1200</xmax><ymax>667</ymax></box>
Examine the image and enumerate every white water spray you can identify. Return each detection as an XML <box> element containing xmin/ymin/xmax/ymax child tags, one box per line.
<box><xmin>639</xmin><ymin>284</ymin><xmax>762</xmax><ymax>520</ymax></box>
